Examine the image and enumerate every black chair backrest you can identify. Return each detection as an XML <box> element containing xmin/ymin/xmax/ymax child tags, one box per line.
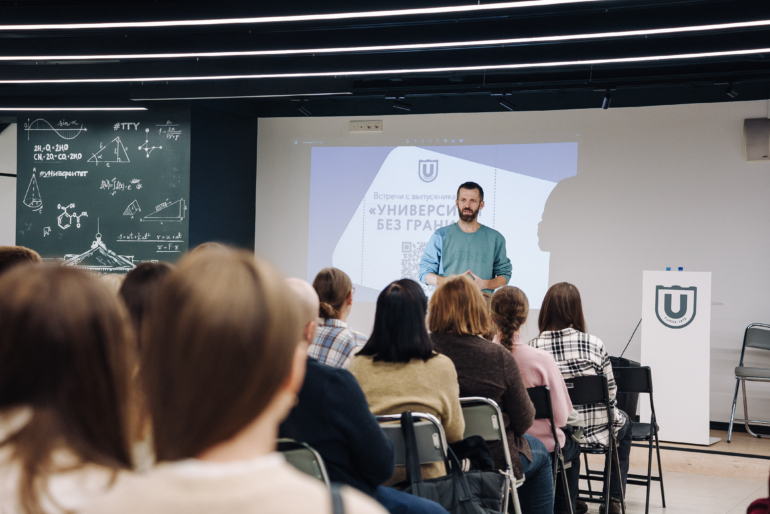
<box><xmin>564</xmin><ymin>375</ymin><xmax>609</xmax><ymax>405</ymax></box>
<box><xmin>613</xmin><ymin>366</ymin><xmax>652</xmax><ymax>395</ymax></box>
<box><xmin>527</xmin><ymin>385</ymin><xmax>553</xmax><ymax>420</ymax></box>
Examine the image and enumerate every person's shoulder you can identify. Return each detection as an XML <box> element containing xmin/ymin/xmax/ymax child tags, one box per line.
<box><xmin>434</xmin><ymin>223</ymin><xmax>454</xmax><ymax>238</ymax></box>
<box><xmin>479</xmin><ymin>224</ymin><xmax>505</xmax><ymax>240</ymax></box>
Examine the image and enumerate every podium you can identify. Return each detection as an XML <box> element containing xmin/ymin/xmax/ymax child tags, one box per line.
<box><xmin>640</xmin><ymin>271</ymin><xmax>713</xmax><ymax>445</ymax></box>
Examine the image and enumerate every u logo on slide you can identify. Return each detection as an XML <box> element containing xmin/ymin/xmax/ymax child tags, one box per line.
<box><xmin>655</xmin><ymin>285</ymin><xmax>697</xmax><ymax>329</ymax></box>
<box><xmin>418</xmin><ymin>160</ymin><xmax>439</xmax><ymax>182</ymax></box>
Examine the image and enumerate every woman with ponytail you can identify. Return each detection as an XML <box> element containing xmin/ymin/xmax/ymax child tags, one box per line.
<box><xmin>311</xmin><ymin>268</ymin><xmax>368</xmax><ymax>368</ymax></box>
<box><xmin>491</xmin><ymin>287</ymin><xmax>580</xmax><ymax>514</ymax></box>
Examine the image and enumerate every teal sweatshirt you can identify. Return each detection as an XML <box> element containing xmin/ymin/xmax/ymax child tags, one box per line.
<box><xmin>418</xmin><ymin>223</ymin><xmax>512</xmax><ymax>293</ymax></box>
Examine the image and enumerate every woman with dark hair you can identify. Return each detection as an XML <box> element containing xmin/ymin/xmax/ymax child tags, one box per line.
<box><xmin>0</xmin><ymin>266</ymin><xmax>135</xmax><ymax>514</ymax></box>
<box><xmin>119</xmin><ymin>262</ymin><xmax>173</xmax><ymax>348</ymax></box>
<box><xmin>429</xmin><ymin>275</ymin><xmax>554</xmax><ymax>514</ymax></box>
<box><xmin>350</xmin><ymin>279</ymin><xmax>464</xmax><ymax>481</ymax></box>
<box><xmin>491</xmin><ymin>286</ymin><xmax>580</xmax><ymax>514</ymax></box>
<box><xmin>311</xmin><ymin>267</ymin><xmax>367</xmax><ymax>368</ymax></box>
<box><xmin>530</xmin><ymin>282</ymin><xmax>632</xmax><ymax>514</ymax></box>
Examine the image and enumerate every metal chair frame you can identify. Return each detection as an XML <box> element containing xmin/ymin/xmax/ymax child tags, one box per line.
<box><xmin>459</xmin><ymin>396</ymin><xmax>516</xmax><ymax>514</ymax></box>
<box><xmin>277</xmin><ymin>438</ymin><xmax>331</xmax><ymax>486</ymax></box>
<box><xmin>613</xmin><ymin>366</ymin><xmax>666</xmax><ymax>514</ymax></box>
<box><xmin>528</xmin><ymin>385</ymin><xmax>573</xmax><ymax>514</ymax></box>
<box><xmin>728</xmin><ymin>323</ymin><xmax>770</xmax><ymax>442</ymax></box>
<box><xmin>376</xmin><ymin>412</ymin><xmax>449</xmax><ymax>467</ymax></box>
<box><xmin>564</xmin><ymin>375</ymin><xmax>626</xmax><ymax>514</ymax></box>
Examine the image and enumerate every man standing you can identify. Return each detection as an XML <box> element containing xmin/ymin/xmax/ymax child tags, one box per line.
<box><xmin>418</xmin><ymin>182</ymin><xmax>512</xmax><ymax>293</ymax></box>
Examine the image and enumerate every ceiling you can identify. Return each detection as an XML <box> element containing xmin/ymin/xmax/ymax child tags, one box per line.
<box><xmin>2</xmin><ymin>0</ymin><xmax>770</xmax><ymax>117</ymax></box>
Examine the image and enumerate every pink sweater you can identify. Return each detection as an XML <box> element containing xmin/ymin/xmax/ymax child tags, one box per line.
<box><xmin>495</xmin><ymin>334</ymin><xmax>573</xmax><ymax>452</ymax></box>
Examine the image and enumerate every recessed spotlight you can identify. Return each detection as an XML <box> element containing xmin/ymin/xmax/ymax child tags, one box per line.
<box><xmin>499</xmin><ymin>95</ymin><xmax>515</xmax><ymax>111</ymax></box>
<box><xmin>602</xmin><ymin>90</ymin><xmax>612</xmax><ymax>109</ymax></box>
<box><xmin>725</xmin><ymin>84</ymin><xmax>738</xmax><ymax>98</ymax></box>
<box><xmin>297</xmin><ymin>104</ymin><xmax>311</xmax><ymax>116</ymax></box>
<box><xmin>393</xmin><ymin>98</ymin><xmax>411</xmax><ymax>111</ymax></box>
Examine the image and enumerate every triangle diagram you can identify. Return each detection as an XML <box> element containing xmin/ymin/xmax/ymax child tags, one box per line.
<box><xmin>123</xmin><ymin>200</ymin><xmax>141</xmax><ymax>217</ymax></box>
<box><xmin>142</xmin><ymin>199</ymin><xmax>186</xmax><ymax>222</ymax></box>
<box><xmin>23</xmin><ymin>173</ymin><xmax>43</xmax><ymax>212</ymax></box>
<box><xmin>88</xmin><ymin>137</ymin><xmax>130</xmax><ymax>165</ymax></box>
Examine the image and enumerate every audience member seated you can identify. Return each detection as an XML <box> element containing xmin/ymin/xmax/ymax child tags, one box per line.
<box><xmin>530</xmin><ymin>282</ymin><xmax>632</xmax><ymax>514</ymax></box>
<box><xmin>0</xmin><ymin>266</ymin><xmax>134</xmax><ymax>514</ymax></box>
<box><xmin>118</xmin><ymin>262</ymin><xmax>173</xmax><ymax>349</ymax></box>
<box><xmin>99</xmin><ymin>273</ymin><xmax>125</xmax><ymax>295</ymax></box>
<box><xmin>349</xmin><ymin>279</ymin><xmax>465</xmax><ymax>483</ymax></box>
<box><xmin>491</xmin><ymin>286</ymin><xmax>581</xmax><ymax>514</ymax></box>
<box><xmin>311</xmin><ymin>267</ymin><xmax>367</xmax><ymax>368</ymax></box>
<box><xmin>281</xmin><ymin>278</ymin><xmax>449</xmax><ymax>514</ymax></box>
<box><xmin>84</xmin><ymin>249</ymin><xmax>386</xmax><ymax>514</ymax></box>
<box><xmin>429</xmin><ymin>275</ymin><xmax>554</xmax><ymax>514</ymax></box>
<box><xmin>0</xmin><ymin>245</ymin><xmax>41</xmax><ymax>276</ymax></box>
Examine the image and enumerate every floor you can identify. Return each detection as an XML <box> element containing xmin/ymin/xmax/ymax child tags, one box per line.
<box><xmin>581</xmin><ymin>430</ymin><xmax>769</xmax><ymax>514</ymax></box>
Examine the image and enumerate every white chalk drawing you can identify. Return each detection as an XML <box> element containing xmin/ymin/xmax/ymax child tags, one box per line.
<box><xmin>62</xmin><ymin>220</ymin><xmax>135</xmax><ymax>274</ymax></box>
<box><xmin>57</xmin><ymin>203</ymin><xmax>88</xmax><ymax>230</ymax></box>
<box><xmin>43</xmin><ymin>227</ymin><xmax>51</xmax><ymax>237</ymax></box>
<box><xmin>124</xmin><ymin>200</ymin><xmax>141</xmax><ymax>218</ymax></box>
<box><xmin>139</xmin><ymin>128</ymin><xmax>162</xmax><ymax>157</ymax></box>
<box><xmin>88</xmin><ymin>137</ymin><xmax>130</xmax><ymax>166</ymax></box>
<box><xmin>141</xmin><ymin>198</ymin><xmax>186</xmax><ymax>223</ymax></box>
<box><xmin>23</xmin><ymin>173</ymin><xmax>43</xmax><ymax>213</ymax></box>
<box><xmin>156</xmin><ymin>121</ymin><xmax>182</xmax><ymax>140</ymax></box>
<box><xmin>24</xmin><ymin>118</ymin><xmax>87</xmax><ymax>140</ymax></box>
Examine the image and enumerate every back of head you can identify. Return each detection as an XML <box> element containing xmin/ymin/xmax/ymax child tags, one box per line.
<box><xmin>143</xmin><ymin>248</ymin><xmax>302</xmax><ymax>461</ymax></box>
<box><xmin>358</xmin><ymin>279</ymin><xmax>433</xmax><ymax>363</ymax></box>
<box><xmin>491</xmin><ymin>287</ymin><xmax>529</xmax><ymax>349</ymax></box>
<box><xmin>480</xmin><ymin>291</ymin><xmax>496</xmax><ymax>340</ymax></box>
<box><xmin>428</xmin><ymin>274</ymin><xmax>489</xmax><ymax>337</ymax></box>
<box><xmin>312</xmin><ymin>267</ymin><xmax>352</xmax><ymax>320</ymax></box>
<box><xmin>119</xmin><ymin>262</ymin><xmax>173</xmax><ymax>346</ymax></box>
<box><xmin>0</xmin><ymin>265</ymin><xmax>133</xmax><ymax>512</ymax></box>
<box><xmin>538</xmin><ymin>282</ymin><xmax>586</xmax><ymax>334</ymax></box>
<box><xmin>0</xmin><ymin>246</ymin><xmax>41</xmax><ymax>277</ymax></box>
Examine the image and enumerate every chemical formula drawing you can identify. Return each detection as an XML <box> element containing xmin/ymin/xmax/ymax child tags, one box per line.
<box><xmin>139</xmin><ymin>128</ymin><xmax>162</xmax><ymax>157</ymax></box>
<box><xmin>88</xmin><ymin>137</ymin><xmax>131</xmax><ymax>166</ymax></box>
<box><xmin>24</xmin><ymin>118</ymin><xmax>87</xmax><ymax>140</ymax></box>
<box><xmin>57</xmin><ymin>203</ymin><xmax>88</xmax><ymax>230</ymax></box>
<box><xmin>23</xmin><ymin>173</ymin><xmax>43</xmax><ymax>213</ymax></box>
<box><xmin>141</xmin><ymin>198</ymin><xmax>186</xmax><ymax>223</ymax></box>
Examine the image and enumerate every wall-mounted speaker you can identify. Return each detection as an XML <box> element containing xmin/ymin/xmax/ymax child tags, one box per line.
<box><xmin>743</xmin><ymin>118</ymin><xmax>770</xmax><ymax>161</ymax></box>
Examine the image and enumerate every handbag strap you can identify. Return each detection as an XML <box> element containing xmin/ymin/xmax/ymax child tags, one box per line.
<box><xmin>399</xmin><ymin>411</ymin><xmax>425</xmax><ymax>492</ymax></box>
<box><xmin>330</xmin><ymin>483</ymin><xmax>345</xmax><ymax>514</ymax></box>
<box><xmin>445</xmin><ymin>446</ymin><xmax>473</xmax><ymax>502</ymax></box>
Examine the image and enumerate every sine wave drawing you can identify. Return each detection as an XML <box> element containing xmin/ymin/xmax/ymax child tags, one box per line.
<box><xmin>24</xmin><ymin>118</ymin><xmax>87</xmax><ymax>140</ymax></box>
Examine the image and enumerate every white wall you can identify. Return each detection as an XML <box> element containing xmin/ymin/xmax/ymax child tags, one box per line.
<box><xmin>257</xmin><ymin>101</ymin><xmax>770</xmax><ymax>423</ymax></box>
<box><xmin>0</xmin><ymin>124</ymin><xmax>16</xmax><ymax>246</ymax></box>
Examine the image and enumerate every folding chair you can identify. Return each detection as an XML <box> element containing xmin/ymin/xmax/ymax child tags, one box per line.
<box><xmin>459</xmin><ymin>397</ymin><xmax>517</xmax><ymax>514</ymax></box>
<box><xmin>277</xmin><ymin>438</ymin><xmax>331</xmax><ymax>486</ymax></box>
<box><xmin>728</xmin><ymin>323</ymin><xmax>770</xmax><ymax>442</ymax></box>
<box><xmin>528</xmin><ymin>385</ymin><xmax>573</xmax><ymax>514</ymax></box>
<box><xmin>564</xmin><ymin>375</ymin><xmax>626</xmax><ymax>514</ymax></box>
<box><xmin>376</xmin><ymin>412</ymin><xmax>448</xmax><ymax>468</ymax></box>
<box><xmin>613</xmin><ymin>366</ymin><xmax>666</xmax><ymax>514</ymax></box>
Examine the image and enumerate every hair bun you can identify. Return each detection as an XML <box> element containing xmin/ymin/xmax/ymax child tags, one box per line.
<box><xmin>318</xmin><ymin>301</ymin><xmax>339</xmax><ymax>319</ymax></box>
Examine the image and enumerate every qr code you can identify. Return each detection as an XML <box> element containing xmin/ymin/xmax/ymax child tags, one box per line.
<box><xmin>400</xmin><ymin>242</ymin><xmax>436</xmax><ymax>293</ymax></box>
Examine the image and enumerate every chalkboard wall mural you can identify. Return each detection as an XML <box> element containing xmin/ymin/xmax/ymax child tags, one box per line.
<box><xmin>16</xmin><ymin>108</ymin><xmax>191</xmax><ymax>273</ymax></box>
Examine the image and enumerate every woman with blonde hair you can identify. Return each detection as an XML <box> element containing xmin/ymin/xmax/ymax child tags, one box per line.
<box><xmin>311</xmin><ymin>267</ymin><xmax>367</xmax><ymax>368</ymax></box>
<box><xmin>0</xmin><ymin>266</ymin><xmax>135</xmax><ymax>514</ymax></box>
<box><xmin>491</xmin><ymin>286</ymin><xmax>579</xmax><ymax>514</ymax></box>
<box><xmin>84</xmin><ymin>249</ymin><xmax>385</xmax><ymax>514</ymax></box>
<box><xmin>429</xmin><ymin>275</ymin><xmax>553</xmax><ymax>514</ymax></box>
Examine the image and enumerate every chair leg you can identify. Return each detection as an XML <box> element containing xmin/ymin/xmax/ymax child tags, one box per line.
<box><xmin>584</xmin><ymin>452</ymin><xmax>593</xmax><ymax>495</ymax></box>
<box><xmin>741</xmin><ymin>380</ymin><xmax>767</xmax><ymax>439</ymax></box>
<box><xmin>644</xmin><ymin>436</ymin><xmax>653</xmax><ymax>514</ymax></box>
<box><xmin>654</xmin><ymin>428</ymin><xmax>666</xmax><ymax>508</ymax></box>
<box><xmin>511</xmin><ymin>477</ymin><xmax>522</xmax><ymax>514</ymax></box>
<box><xmin>727</xmin><ymin>378</ymin><xmax>741</xmax><ymax>443</ymax></box>
<box><xmin>612</xmin><ymin>437</ymin><xmax>626</xmax><ymax>514</ymax></box>
<box><xmin>603</xmin><ymin>446</ymin><xmax>612</xmax><ymax>514</ymax></box>
<box><xmin>560</xmin><ymin>462</ymin><xmax>574</xmax><ymax>514</ymax></box>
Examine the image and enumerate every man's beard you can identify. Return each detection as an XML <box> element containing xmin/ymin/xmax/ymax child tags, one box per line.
<box><xmin>459</xmin><ymin>206</ymin><xmax>479</xmax><ymax>222</ymax></box>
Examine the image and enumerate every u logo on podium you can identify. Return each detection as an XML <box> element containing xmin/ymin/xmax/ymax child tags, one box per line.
<box><xmin>655</xmin><ymin>285</ymin><xmax>697</xmax><ymax>329</ymax></box>
<box><xmin>418</xmin><ymin>160</ymin><xmax>438</xmax><ymax>182</ymax></box>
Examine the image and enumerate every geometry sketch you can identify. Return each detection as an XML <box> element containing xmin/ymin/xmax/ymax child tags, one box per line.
<box><xmin>141</xmin><ymin>198</ymin><xmax>186</xmax><ymax>223</ymax></box>
<box><xmin>88</xmin><ymin>136</ymin><xmax>130</xmax><ymax>166</ymax></box>
<box><xmin>57</xmin><ymin>203</ymin><xmax>88</xmax><ymax>230</ymax></box>
<box><xmin>62</xmin><ymin>221</ymin><xmax>135</xmax><ymax>274</ymax></box>
<box><xmin>139</xmin><ymin>128</ymin><xmax>162</xmax><ymax>157</ymax></box>
<box><xmin>123</xmin><ymin>200</ymin><xmax>141</xmax><ymax>218</ymax></box>
<box><xmin>23</xmin><ymin>174</ymin><xmax>43</xmax><ymax>213</ymax></box>
<box><xmin>24</xmin><ymin>118</ymin><xmax>87</xmax><ymax>140</ymax></box>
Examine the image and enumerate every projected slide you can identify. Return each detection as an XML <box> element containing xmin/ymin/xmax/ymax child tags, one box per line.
<box><xmin>307</xmin><ymin>143</ymin><xmax>577</xmax><ymax>306</ymax></box>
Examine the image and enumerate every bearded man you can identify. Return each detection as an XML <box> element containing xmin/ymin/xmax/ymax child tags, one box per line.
<box><xmin>418</xmin><ymin>182</ymin><xmax>512</xmax><ymax>293</ymax></box>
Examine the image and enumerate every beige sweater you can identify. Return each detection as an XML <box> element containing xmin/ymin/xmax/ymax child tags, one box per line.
<box><xmin>349</xmin><ymin>354</ymin><xmax>465</xmax><ymax>482</ymax></box>
<box><xmin>81</xmin><ymin>453</ymin><xmax>386</xmax><ymax>514</ymax></box>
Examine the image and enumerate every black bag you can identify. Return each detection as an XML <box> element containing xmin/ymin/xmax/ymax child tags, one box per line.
<box><xmin>393</xmin><ymin>411</ymin><xmax>508</xmax><ymax>514</ymax></box>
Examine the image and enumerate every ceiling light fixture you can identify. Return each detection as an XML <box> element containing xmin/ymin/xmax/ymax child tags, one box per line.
<box><xmin>5</xmin><ymin>19</ymin><xmax>770</xmax><ymax>62</ymax></box>
<box><xmin>725</xmin><ymin>83</ymin><xmax>739</xmax><ymax>98</ymax></box>
<box><xmin>602</xmin><ymin>90</ymin><xmax>612</xmax><ymax>109</ymax></box>
<box><xmin>0</xmin><ymin>107</ymin><xmax>147</xmax><ymax>111</ymax></box>
<box><xmin>130</xmin><ymin>92</ymin><xmax>351</xmax><ymax>101</ymax></box>
<box><xmin>499</xmin><ymin>95</ymin><xmax>515</xmax><ymax>110</ymax></box>
<box><xmin>3</xmin><ymin>47</ymin><xmax>770</xmax><ymax>85</ymax></box>
<box><xmin>393</xmin><ymin>98</ymin><xmax>411</xmax><ymax>111</ymax></box>
<box><xmin>0</xmin><ymin>1</ymin><xmax>601</xmax><ymax>31</ymax></box>
<box><xmin>297</xmin><ymin>104</ymin><xmax>311</xmax><ymax>116</ymax></box>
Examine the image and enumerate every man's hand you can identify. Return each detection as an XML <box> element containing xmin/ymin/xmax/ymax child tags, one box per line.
<box><xmin>465</xmin><ymin>270</ymin><xmax>488</xmax><ymax>291</ymax></box>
